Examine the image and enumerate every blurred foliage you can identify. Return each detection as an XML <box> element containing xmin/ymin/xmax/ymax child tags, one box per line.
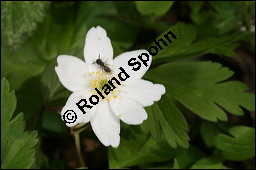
<box><xmin>1</xmin><ymin>1</ymin><xmax>50</xmax><ymax>51</ymax></box>
<box><xmin>135</xmin><ymin>1</ymin><xmax>174</xmax><ymax>17</ymax></box>
<box><xmin>1</xmin><ymin>1</ymin><xmax>255</xmax><ymax>169</ymax></box>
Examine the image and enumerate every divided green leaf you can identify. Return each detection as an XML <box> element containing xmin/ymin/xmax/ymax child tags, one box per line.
<box><xmin>109</xmin><ymin>128</ymin><xmax>178</xmax><ymax>168</ymax></box>
<box><xmin>145</xmin><ymin>61</ymin><xmax>255</xmax><ymax>122</ymax></box>
<box><xmin>151</xmin><ymin>22</ymin><xmax>247</xmax><ymax>62</ymax></box>
<box><xmin>1</xmin><ymin>78</ymin><xmax>38</xmax><ymax>169</ymax></box>
<box><xmin>141</xmin><ymin>94</ymin><xmax>189</xmax><ymax>148</ymax></box>
<box><xmin>214</xmin><ymin>126</ymin><xmax>255</xmax><ymax>161</ymax></box>
<box><xmin>200</xmin><ymin>121</ymin><xmax>224</xmax><ymax>148</ymax></box>
<box><xmin>174</xmin><ymin>145</ymin><xmax>205</xmax><ymax>169</ymax></box>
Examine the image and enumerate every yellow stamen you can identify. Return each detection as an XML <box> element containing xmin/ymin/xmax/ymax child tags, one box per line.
<box><xmin>87</xmin><ymin>69</ymin><xmax>123</xmax><ymax>102</ymax></box>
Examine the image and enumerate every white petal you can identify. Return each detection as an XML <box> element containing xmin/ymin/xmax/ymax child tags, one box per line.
<box><xmin>55</xmin><ymin>55</ymin><xmax>90</xmax><ymax>92</ymax></box>
<box><xmin>61</xmin><ymin>91</ymin><xmax>97</xmax><ymax>127</ymax></box>
<box><xmin>110</xmin><ymin>96</ymin><xmax>148</xmax><ymax>125</ymax></box>
<box><xmin>112</xmin><ymin>50</ymin><xmax>152</xmax><ymax>80</ymax></box>
<box><xmin>90</xmin><ymin>100</ymin><xmax>120</xmax><ymax>147</ymax></box>
<box><xmin>122</xmin><ymin>79</ymin><xmax>165</xmax><ymax>107</ymax></box>
<box><xmin>84</xmin><ymin>26</ymin><xmax>114</xmax><ymax>67</ymax></box>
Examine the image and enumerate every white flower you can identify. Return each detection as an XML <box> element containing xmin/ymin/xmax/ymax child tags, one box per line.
<box><xmin>55</xmin><ymin>26</ymin><xmax>165</xmax><ymax>147</ymax></box>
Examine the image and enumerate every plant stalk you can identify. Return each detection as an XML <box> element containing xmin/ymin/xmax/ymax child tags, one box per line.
<box><xmin>71</xmin><ymin>124</ymin><xmax>89</xmax><ymax>167</ymax></box>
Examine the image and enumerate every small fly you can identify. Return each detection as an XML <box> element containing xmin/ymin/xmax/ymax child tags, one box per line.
<box><xmin>93</xmin><ymin>55</ymin><xmax>112</xmax><ymax>73</ymax></box>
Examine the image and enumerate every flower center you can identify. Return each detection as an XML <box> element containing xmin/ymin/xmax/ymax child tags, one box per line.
<box><xmin>88</xmin><ymin>69</ymin><xmax>122</xmax><ymax>101</ymax></box>
<box><xmin>98</xmin><ymin>79</ymin><xmax>108</xmax><ymax>90</ymax></box>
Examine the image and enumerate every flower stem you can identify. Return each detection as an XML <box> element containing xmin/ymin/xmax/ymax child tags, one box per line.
<box><xmin>71</xmin><ymin>124</ymin><xmax>89</xmax><ymax>168</ymax></box>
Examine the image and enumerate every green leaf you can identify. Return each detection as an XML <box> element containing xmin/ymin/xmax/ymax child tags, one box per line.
<box><xmin>40</xmin><ymin>46</ymin><xmax>84</xmax><ymax>105</ymax></box>
<box><xmin>190</xmin><ymin>156</ymin><xmax>226</xmax><ymax>169</ymax></box>
<box><xmin>141</xmin><ymin>94</ymin><xmax>189</xmax><ymax>148</ymax></box>
<box><xmin>15</xmin><ymin>76</ymin><xmax>43</xmax><ymax>120</ymax></box>
<box><xmin>1</xmin><ymin>47</ymin><xmax>46</xmax><ymax>91</ymax></box>
<box><xmin>151</xmin><ymin>22</ymin><xmax>196</xmax><ymax>61</ymax></box>
<box><xmin>41</xmin><ymin>59</ymin><xmax>65</xmax><ymax>104</ymax></box>
<box><xmin>76</xmin><ymin>167</ymin><xmax>88</xmax><ymax>169</ymax></box>
<box><xmin>175</xmin><ymin>145</ymin><xmax>205</xmax><ymax>169</ymax></box>
<box><xmin>151</xmin><ymin>22</ymin><xmax>247</xmax><ymax>62</ymax></box>
<box><xmin>188</xmin><ymin>1</ymin><xmax>205</xmax><ymax>13</ymax></box>
<box><xmin>109</xmin><ymin>128</ymin><xmax>179</xmax><ymax>168</ymax></box>
<box><xmin>135</xmin><ymin>1</ymin><xmax>174</xmax><ymax>17</ymax></box>
<box><xmin>200</xmin><ymin>121</ymin><xmax>223</xmax><ymax>148</ymax></box>
<box><xmin>172</xmin><ymin>158</ymin><xmax>180</xmax><ymax>169</ymax></box>
<box><xmin>214</xmin><ymin>126</ymin><xmax>255</xmax><ymax>161</ymax></box>
<box><xmin>145</xmin><ymin>61</ymin><xmax>255</xmax><ymax>122</ymax></box>
<box><xmin>42</xmin><ymin>111</ymin><xmax>68</xmax><ymax>133</ymax></box>
<box><xmin>1</xmin><ymin>78</ymin><xmax>38</xmax><ymax>169</ymax></box>
<box><xmin>1</xmin><ymin>1</ymin><xmax>50</xmax><ymax>51</ymax></box>
<box><xmin>210</xmin><ymin>1</ymin><xmax>240</xmax><ymax>19</ymax></box>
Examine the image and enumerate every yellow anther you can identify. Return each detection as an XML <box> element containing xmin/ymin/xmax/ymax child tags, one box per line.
<box><xmin>96</xmin><ymin>70</ymin><xmax>100</xmax><ymax>75</ymax></box>
<box><xmin>87</xmin><ymin>70</ymin><xmax>124</xmax><ymax>102</ymax></box>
